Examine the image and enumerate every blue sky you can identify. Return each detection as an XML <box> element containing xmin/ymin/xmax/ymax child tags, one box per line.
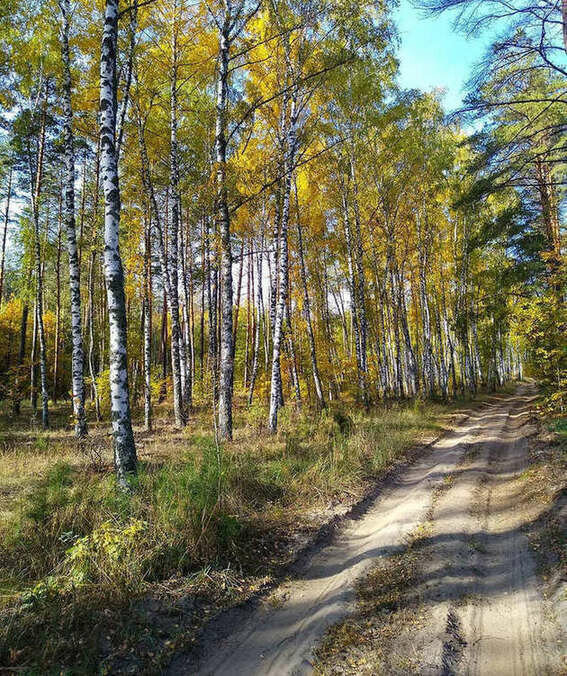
<box><xmin>394</xmin><ymin>1</ymin><xmax>492</xmax><ymax>111</ymax></box>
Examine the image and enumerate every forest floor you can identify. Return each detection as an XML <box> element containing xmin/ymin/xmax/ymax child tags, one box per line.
<box><xmin>0</xmin><ymin>390</ymin><xmax>479</xmax><ymax>672</ymax></box>
<box><xmin>0</xmin><ymin>385</ymin><xmax>565</xmax><ymax>673</ymax></box>
<box><xmin>169</xmin><ymin>384</ymin><xmax>566</xmax><ymax>675</ymax></box>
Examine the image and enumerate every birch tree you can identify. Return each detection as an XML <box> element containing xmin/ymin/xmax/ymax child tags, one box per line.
<box><xmin>99</xmin><ymin>0</ymin><xmax>137</xmax><ymax>483</ymax></box>
<box><xmin>59</xmin><ymin>0</ymin><xmax>87</xmax><ymax>437</ymax></box>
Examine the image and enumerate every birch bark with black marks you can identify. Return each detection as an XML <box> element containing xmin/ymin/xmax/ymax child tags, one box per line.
<box><xmin>143</xmin><ymin>213</ymin><xmax>152</xmax><ymax>431</ymax></box>
<box><xmin>31</xmin><ymin>95</ymin><xmax>49</xmax><ymax>429</ymax></box>
<box><xmin>214</xmin><ymin>9</ymin><xmax>234</xmax><ymax>440</ymax></box>
<box><xmin>348</xmin><ymin>152</ymin><xmax>369</xmax><ymax>406</ymax></box>
<box><xmin>87</xmin><ymin>248</ymin><xmax>101</xmax><ymax>419</ymax></box>
<box><xmin>60</xmin><ymin>0</ymin><xmax>88</xmax><ymax>436</ymax></box>
<box><xmin>248</xmin><ymin>230</ymin><xmax>265</xmax><ymax>405</ymax></box>
<box><xmin>268</xmin><ymin>92</ymin><xmax>298</xmax><ymax>433</ymax></box>
<box><xmin>294</xmin><ymin>180</ymin><xmax>325</xmax><ymax>409</ymax></box>
<box><xmin>233</xmin><ymin>238</ymin><xmax>245</xmax><ymax>354</ymax></box>
<box><xmin>116</xmin><ymin>0</ymin><xmax>137</xmax><ymax>161</ymax></box>
<box><xmin>168</xmin><ymin>7</ymin><xmax>188</xmax><ymax>424</ymax></box>
<box><xmin>342</xmin><ymin>184</ymin><xmax>368</xmax><ymax>406</ymax></box>
<box><xmin>179</xmin><ymin>214</ymin><xmax>193</xmax><ymax>407</ymax></box>
<box><xmin>417</xmin><ymin>210</ymin><xmax>434</xmax><ymax>397</ymax></box>
<box><xmin>99</xmin><ymin>0</ymin><xmax>137</xmax><ymax>483</ymax></box>
<box><xmin>137</xmin><ymin>110</ymin><xmax>185</xmax><ymax>427</ymax></box>
<box><xmin>53</xmin><ymin>204</ymin><xmax>62</xmax><ymax>403</ymax></box>
<box><xmin>395</xmin><ymin>260</ymin><xmax>418</xmax><ymax>396</ymax></box>
<box><xmin>88</xmin><ymin>136</ymin><xmax>102</xmax><ymax>418</ymax></box>
<box><xmin>206</xmin><ymin>216</ymin><xmax>219</xmax><ymax>392</ymax></box>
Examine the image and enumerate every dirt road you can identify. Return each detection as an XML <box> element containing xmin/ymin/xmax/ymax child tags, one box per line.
<box><xmin>168</xmin><ymin>386</ymin><xmax>565</xmax><ymax>675</ymax></box>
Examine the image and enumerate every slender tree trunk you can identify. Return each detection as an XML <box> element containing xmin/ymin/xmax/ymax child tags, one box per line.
<box><xmin>248</xmin><ymin>230</ymin><xmax>265</xmax><ymax>406</ymax></box>
<box><xmin>0</xmin><ymin>167</ymin><xmax>12</xmax><ymax>304</ymax></box>
<box><xmin>143</xmin><ymin>214</ymin><xmax>152</xmax><ymax>431</ymax></box>
<box><xmin>294</xmin><ymin>181</ymin><xmax>325</xmax><ymax>409</ymax></box>
<box><xmin>268</xmin><ymin>93</ymin><xmax>298</xmax><ymax>432</ymax></box>
<box><xmin>87</xmin><ymin>248</ymin><xmax>101</xmax><ymax>419</ymax></box>
<box><xmin>342</xmin><ymin>185</ymin><xmax>368</xmax><ymax>406</ymax></box>
<box><xmin>160</xmin><ymin>290</ymin><xmax>168</xmax><ymax>398</ymax></box>
<box><xmin>200</xmin><ymin>216</ymin><xmax>205</xmax><ymax>383</ymax></box>
<box><xmin>12</xmin><ymin>303</ymin><xmax>28</xmax><ymax>415</ymax></box>
<box><xmin>185</xmin><ymin>208</ymin><xmax>196</xmax><ymax>394</ymax></box>
<box><xmin>53</xmin><ymin>206</ymin><xmax>62</xmax><ymax>403</ymax></box>
<box><xmin>99</xmin><ymin>0</ymin><xmax>137</xmax><ymax>483</ymax></box>
<box><xmin>179</xmin><ymin>217</ymin><xmax>193</xmax><ymax>407</ymax></box>
<box><xmin>244</xmin><ymin>240</ymin><xmax>252</xmax><ymax>387</ymax></box>
<box><xmin>116</xmin><ymin>0</ymin><xmax>137</xmax><ymax>160</ymax></box>
<box><xmin>30</xmin><ymin>299</ymin><xmax>38</xmax><ymax>413</ymax></box>
<box><xmin>285</xmin><ymin>297</ymin><xmax>301</xmax><ymax>406</ymax></box>
<box><xmin>233</xmin><ymin>238</ymin><xmax>245</xmax><ymax>354</ymax></box>
<box><xmin>417</xmin><ymin>218</ymin><xmax>434</xmax><ymax>397</ymax></box>
<box><xmin>78</xmin><ymin>159</ymin><xmax>87</xmax><ymax>270</ymax></box>
<box><xmin>349</xmin><ymin>154</ymin><xmax>368</xmax><ymax>381</ymax></box>
<box><xmin>60</xmin><ymin>0</ymin><xmax>88</xmax><ymax>434</ymax></box>
<box><xmin>31</xmin><ymin>96</ymin><xmax>49</xmax><ymax>429</ymax></box>
<box><xmin>216</xmin><ymin>23</ymin><xmax>234</xmax><ymax>439</ymax></box>
<box><xmin>206</xmin><ymin>216</ymin><xmax>219</xmax><ymax>394</ymax></box>
<box><xmin>168</xmin><ymin>10</ymin><xmax>187</xmax><ymax>425</ymax></box>
<box><xmin>137</xmin><ymin>111</ymin><xmax>185</xmax><ymax>427</ymax></box>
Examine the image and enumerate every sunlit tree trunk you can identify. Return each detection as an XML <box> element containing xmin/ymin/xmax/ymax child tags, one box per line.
<box><xmin>295</xmin><ymin>181</ymin><xmax>325</xmax><ymax>409</ymax></box>
<box><xmin>216</xmin><ymin>19</ymin><xmax>234</xmax><ymax>440</ymax></box>
<box><xmin>348</xmin><ymin>152</ymin><xmax>369</xmax><ymax>406</ymax></box>
<box><xmin>269</xmin><ymin>94</ymin><xmax>298</xmax><ymax>432</ymax></box>
<box><xmin>143</xmin><ymin>213</ymin><xmax>152</xmax><ymax>431</ymax></box>
<box><xmin>206</xmin><ymin>216</ymin><xmax>219</xmax><ymax>395</ymax></box>
<box><xmin>30</xmin><ymin>299</ymin><xmax>38</xmax><ymax>413</ymax></box>
<box><xmin>248</xmin><ymin>232</ymin><xmax>265</xmax><ymax>406</ymax></box>
<box><xmin>233</xmin><ymin>239</ymin><xmax>244</xmax><ymax>353</ymax></box>
<box><xmin>60</xmin><ymin>0</ymin><xmax>88</xmax><ymax>435</ymax></box>
<box><xmin>0</xmin><ymin>166</ymin><xmax>12</xmax><ymax>304</ymax></box>
<box><xmin>87</xmin><ymin>136</ymin><xmax>102</xmax><ymax>418</ymax></box>
<box><xmin>417</xmin><ymin>212</ymin><xmax>435</xmax><ymax>397</ymax></box>
<box><xmin>285</xmin><ymin>295</ymin><xmax>301</xmax><ymax>407</ymax></box>
<box><xmin>99</xmin><ymin>0</ymin><xmax>137</xmax><ymax>483</ymax></box>
<box><xmin>87</xmin><ymin>248</ymin><xmax>101</xmax><ymax>419</ymax></box>
<box><xmin>12</xmin><ymin>303</ymin><xmax>28</xmax><ymax>416</ymax></box>
<box><xmin>244</xmin><ymin>240</ymin><xmax>252</xmax><ymax>387</ymax></box>
<box><xmin>179</xmin><ymin>215</ymin><xmax>193</xmax><ymax>407</ymax></box>
<box><xmin>168</xmin><ymin>6</ymin><xmax>187</xmax><ymax>426</ymax></box>
<box><xmin>342</xmin><ymin>188</ymin><xmax>366</xmax><ymax>403</ymax></box>
<box><xmin>31</xmin><ymin>96</ymin><xmax>49</xmax><ymax>429</ymax></box>
<box><xmin>137</xmin><ymin>111</ymin><xmax>185</xmax><ymax>427</ymax></box>
<box><xmin>116</xmin><ymin>0</ymin><xmax>137</xmax><ymax>160</ymax></box>
<box><xmin>53</xmin><ymin>205</ymin><xmax>62</xmax><ymax>403</ymax></box>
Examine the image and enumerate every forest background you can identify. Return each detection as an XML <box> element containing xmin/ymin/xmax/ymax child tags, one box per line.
<box><xmin>0</xmin><ymin>0</ymin><xmax>564</xmax><ymax>670</ymax></box>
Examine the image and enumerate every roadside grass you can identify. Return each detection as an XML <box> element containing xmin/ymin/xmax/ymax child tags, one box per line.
<box><xmin>520</xmin><ymin>406</ymin><xmax>567</xmax><ymax>590</ymax></box>
<box><xmin>0</xmin><ymin>394</ymin><xmax>462</xmax><ymax>671</ymax></box>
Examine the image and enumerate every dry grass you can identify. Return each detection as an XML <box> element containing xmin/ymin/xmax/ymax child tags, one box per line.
<box><xmin>314</xmin><ymin>522</ymin><xmax>432</xmax><ymax>675</ymax></box>
<box><xmin>0</xmin><ymin>394</ymin><xmax>459</xmax><ymax>672</ymax></box>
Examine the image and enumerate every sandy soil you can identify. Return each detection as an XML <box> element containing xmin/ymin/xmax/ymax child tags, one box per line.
<box><xmin>168</xmin><ymin>386</ymin><xmax>565</xmax><ymax>675</ymax></box>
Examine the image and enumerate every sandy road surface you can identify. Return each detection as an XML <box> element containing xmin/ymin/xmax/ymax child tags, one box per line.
<box><xmin>168</xmin><ymin>386</ymin><xmax>565</xmax><ymax>675</ymax></box>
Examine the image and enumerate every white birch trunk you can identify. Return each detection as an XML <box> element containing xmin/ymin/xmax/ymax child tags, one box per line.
<box><xmin>59</xmin><ymin>0</ymin><xmax>87</xmax><ymax>437</ymax></box>
<box><xmin>99</xmin><ymin>0</ymin><xmax>137</xmax><ymax>483</ymax></box>
<box><xmin>268</xmin><ymin>94</ymin><xmax>298</xmax><ymax>433</ymax></box>
<box><xmin>31</xmin><ymin>98</ymin><xmax>49</xmax><ymax>429</ymax></box>
<box><xmin>216</xmin><ymin>25</ymin><xmax>234</xmax><ymax>440</ymax></box>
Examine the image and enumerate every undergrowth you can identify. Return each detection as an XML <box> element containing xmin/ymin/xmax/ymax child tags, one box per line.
<box><xmin>0</xmin><ymin>397</ymin><xmax>448</xmax><ymax>670</ymax></box>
